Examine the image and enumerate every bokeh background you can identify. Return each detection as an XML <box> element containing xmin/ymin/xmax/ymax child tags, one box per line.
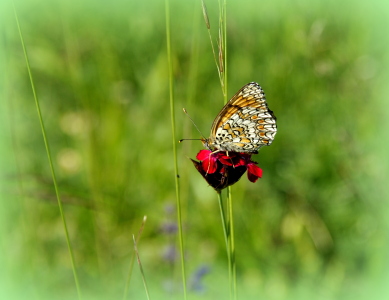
<box><xmin>1</xmin><ymin>0</ymin><xmax>389</xmax><ymax>299</ymax></box>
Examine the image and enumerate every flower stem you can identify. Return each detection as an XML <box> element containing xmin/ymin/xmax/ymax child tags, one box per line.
<box><xmin>227</xmin><ymin>187</ymin><xmax>237</xmax><ymax>300</ymax></box>
<box><xmin>13</xmin><ymin>3</ymin><xmax>82</xmax><ymax>299</ymax></box>
<box><xmin>217</xmin><ymin>191</ymin><xmax>229</xmax><ymax>250</ymax></box>
<box><xmin>165</xmin><ymin>0</ymin><xmax>187</xmax><ymax>298</ymax></box>
<box><xmin>217</xmin><ymin>191</ymin><xmax>233</xmax><ymax>300</ymax></box>
<box><xmin>220</xmin><ymin>0</ymin><xmax>235</xmax><ymax>298</ymax></box>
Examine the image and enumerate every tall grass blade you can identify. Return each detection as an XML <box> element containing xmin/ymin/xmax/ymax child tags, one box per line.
<box><xmin>218</xmin><ymin>190</ymin><xmax>233</xmax><ymax>300</ymax></box>
<box><xmin>227</xmin><ymin>188</ymin><xmax>237</xmax><ymax>300</ymax></box>
<box><xmin>216</xmin><ymin>0</ymin><xmax>236</xmax><ymax>298</ymax></box>
<box><xmin>201</xmin><ymin>0</ymin><xmax>210</xmax><ymax>29</ymax></box>
<box><xmin>222</xmin><ymin>0</ymin><xmax>227</xmax><ymax>99</ymax></box>
<box><xmin>217</xmin><ymin>192</ymin><xmax>229</xmax><ymax>250</ymax></box>
<box><xmin>13</xmin><ymin>2</ymin><xmax>82</xmax><ymax>299</ymax></box>
<box><xmin>133</xmin><ymin>234</ymin><xmax>150</xmax><ymax>300</ymax></box>
<box><xmin>201</xmin><ymin>0</ymin><xmax>224</xmax><ymax>94</ymax></box>
<box><xmin>165</xmin><ymin>0</ymin><xmax>187</xmax><ymax>298</ymax></box>
<box><xmin>221</xmin><ymin>0</ymin><xmax>235</xmax><ymax>297</ymax></box>
<box><xmin>123</xmin><ymin>216</ymin><xmax>147</xmax><ymax>300</ymax></box>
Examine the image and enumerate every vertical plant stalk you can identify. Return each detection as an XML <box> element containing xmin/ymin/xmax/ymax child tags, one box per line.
<box><xmin>217</xmin><ymin>192</ymin><xmax>229</xmax><ymax>250</ymax></box>
<box><xmin>218</xmin><ymin>190</ymin><xmax>233</xmax><ymax>300</ymax></box>
<box><xmin>201</xmin><ymin>0</ymin><xmax>224</xmax><ymax>95</ymax></box>
<box><xmin>133</xmin><ymin>234</ymin><xmax>150</xmax><ymax>300</ymax></box>
<box><xmin>227</xmin><ymin>188</ymin><xmax>237</xmax><ymax>300</ymax></box>
<box><xmin>202</xmin><ymin>0</ymin><xmax>236</xmax><ymax>298</ymax></box>
<box><xmin>222</xmin><ymin>0</ymin><xmax>228</xmax><ymax>103</ymax></box>
<box><xmin>123</xmin><ymin>216</ymin><xmax>147</xmax><ymax>300</ymax></box>
<box><xmin>13</xmin><ymin>3</ymin><xmax>82</xmax><ymax>299</ymax></box>
<box><xmin>221</xmin><ymin>0</ymin><xmax>236</xmax><ymax>298</ymax></box>
<box><xmin>165</xmin><ymin>0</ymin><xmax>187</xmax><ymax>299</ymax></box>
<box><xmin>219</xmin><ymin>0</ymin><xmax>236</xmax><ymax>298</ymax></box>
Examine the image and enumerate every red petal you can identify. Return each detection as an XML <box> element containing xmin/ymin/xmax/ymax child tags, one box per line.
<box><xmin>220</xmin><ymin>152</ymin><xmax>235</xmax><ymax>159</ymax></box>
<box><xmin>234</xmin><ymin>157</ymin><xmax>247</xmax><ymax>167</ymax></box>
<box><xmin>201</xmin><ymin>157</ymin><xmax>218</xmax><ymax>174</ymax></box>
<box><xmin>247</xmin><ymin>163</ymin><xmax>263</xmax><ymax>182</ymax></box>
<box><xmin>219</xmin><ymin>153</ymin><xmax>247</xmax><ymax>167</ymax></box>
<box><xmin>219</xmin><ymin>156</ymin><xmax>234</xmax><ymax>166</ymax></box>
<box><xmin>196</xmin><ymin>150</ymin><xmax>212</xmax><ymax>161</ymax></box>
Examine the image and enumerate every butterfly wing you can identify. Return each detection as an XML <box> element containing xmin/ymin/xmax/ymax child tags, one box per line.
<box><xmin>208</xmin><ymin>82</ymin><xmax>277</xmax><ymax>153</ymax></box>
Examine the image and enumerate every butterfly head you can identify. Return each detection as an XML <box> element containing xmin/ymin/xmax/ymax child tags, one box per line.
<box><xmin>202</xmin><ymin>137</ymin><xmax>221</xmax><ymax>152</ymax></box>
<box><xmin>201</xmin><ymin>138</ymin><xmax>212</xmax><ymax>151</ymax></box>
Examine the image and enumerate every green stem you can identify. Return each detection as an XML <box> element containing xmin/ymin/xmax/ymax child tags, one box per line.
<box><xmin>218</xmin><ymin>188</ymin><xmax>238</xmax><ymax>300</ymax></box>
<box><xmin>13</xmin><ymin>2</ymin><xmax>81</xmax><ymax>299</ymax></box>
<box><xmin>133</xmin><ymin>235</ymin><xmax>150</xmax><ymax>300</ymax></box>
<box><xmin>217</xmin><ymin>191</ymin><xmax>229</xmax><ymax>250</ymax></box>
<box><xmin>217</xmin><ymin>191</ymin><xmax>233</xmax><ymax>300</ymax></box>
<box><xmin>223</xmin><ymin>1</ymin><xmax>235</xmax><ymax>297</ymax></box>
<box><xmin>221</xmin><ymin>0</ymin><xmax>235</xmax><ymax>298</ymax></box>
<box><xmin>123</xmin><ymin>216</ymin><xmax>147</xmax><ymax>300</ymax></box>
<box><xmin>165</xmin><ymin>0</ymin><xmax>187</xmax><ymax>299</ymax></box>
<box><xmin>223</xmin><ymin>0</ymin><xmax>227</xmax><ymax>103</ymax></box>
<box><xmin>228</xmin><ymin>187</ymin><xmax>237</xmax><ymax>300</ymax></box>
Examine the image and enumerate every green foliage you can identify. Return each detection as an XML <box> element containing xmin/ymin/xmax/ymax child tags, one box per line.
<box><xmin>1</xmin><ymin>0</ymin><xmax>388</xmax><ymax>299</ymax></box>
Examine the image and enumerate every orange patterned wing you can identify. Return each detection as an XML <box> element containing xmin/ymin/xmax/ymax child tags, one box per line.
<box><xmin>206</xmin><ymin>82</ymin><xmax>277</xmax><ymax>153</ymax></box>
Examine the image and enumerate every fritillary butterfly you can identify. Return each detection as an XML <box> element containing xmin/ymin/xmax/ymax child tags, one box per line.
<box><xmin>202</xmin><ymin>82</ymin><xmax>277</xmax><ymax>153</ymax></box>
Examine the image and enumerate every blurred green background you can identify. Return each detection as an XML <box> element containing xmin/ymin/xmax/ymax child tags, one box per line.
<box><xmin>1</xmin><ymin>0</ymin><xmax>389</xmax><ymax>299</ymax></box>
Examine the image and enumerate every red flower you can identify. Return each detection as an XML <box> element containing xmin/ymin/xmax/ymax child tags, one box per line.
<box><xmin>247</xmin><ymin>162</ymin><xmax>263</xmax><ymax>183</ymax></box>
<box><xmin>191</xmin><ymin>150</ymin><xmax>263</xmax><ymax>191</ymax></box>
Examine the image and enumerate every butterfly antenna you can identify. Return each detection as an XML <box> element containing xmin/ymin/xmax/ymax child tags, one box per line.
<box><xmin>181</xmin><ymin>108</ymin><xmax>206</xmax><ymax>140</ymax></box>
<box><xmin>178</xmin><ymin>138</ymin><xmax>203</xmax><ymax>143</ymax></box>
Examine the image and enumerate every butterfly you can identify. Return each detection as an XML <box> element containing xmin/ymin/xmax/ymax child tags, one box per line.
<box><xmin>201</xmin><ymin>82</ymin><xmax>277</xmax><ymax>154</ymax></box>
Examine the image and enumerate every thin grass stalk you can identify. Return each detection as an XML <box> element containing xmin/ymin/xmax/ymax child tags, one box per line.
<box><xmin>220</xmin><ymin>0</ymin><xmax>236</xmax><ymax>298</ymax></box>
<box><xmin>218</xmin><ymin>28</ymin><xmax>224</xmax><ymax>74</ymax></box>
<box><xmin>13</xmin><ymin>3</ymin><xmax>82</xmax><ymax>299</ymax></box>
<box><xmin>223</xmin><ymin>0</ymin><xmax>227</xmax><ymax>101</ymax></box>
<box><xmin>227</xmin><ymin>188</ymin><xmax>237</xmax><ymax>300</ymax></box>
<box><xmin>222</xmin><ymin>0</ymin><xmax>236</xmax><ymax>297</ymax></box>
<box><xmin>201</xmin><ymin>0</ymin><xmax>224</xmax><ymax>93</ymax></box>
<box><xmin>133</xmin><ymin>235</ymin><xmax>150</xmax><ymax>300</ymax></box>
<box><xmin>123</xmin><ymin>216</ymin><xmax>148</xmax><ymax>300</ymax></box>
<box><xmin>218</xmin><ymin>190</ymin><xmax>233</xmax><ymax>300</ymax></box>
<box><xmin>217</xmin><ymin>192</ymin><xmax>229</xmax><ymax>250</ymax></box>
<box><xmin>202</xmin><ymin>1</ymin><xmax>235</xmax><ymax>298</ymax></box>
<box><xmin>216</xmin><ymin>0</ymin><xmax>227</xmax><ymax>102</ymax></box>
<box><xmin>165</xmin><ymin>0</ymin><xmax>188</xmax><ymax>298</ymax></box>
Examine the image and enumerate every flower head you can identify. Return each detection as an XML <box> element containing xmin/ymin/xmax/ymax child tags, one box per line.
<box><xmin>191</xmin><ymin>150</ymin><xmax>263</xmax><ymax>191</ymax></box>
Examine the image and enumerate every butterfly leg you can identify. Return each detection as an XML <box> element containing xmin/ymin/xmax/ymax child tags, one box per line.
<box><xmin>225</xmin><ymin>151</ymin><xmax>237</xmax><ymax>169</ymax></box>
<box><xmin>205</xmin><ymin>149</ymin><xmax>221</xmax><ymax>175</ymax></box>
